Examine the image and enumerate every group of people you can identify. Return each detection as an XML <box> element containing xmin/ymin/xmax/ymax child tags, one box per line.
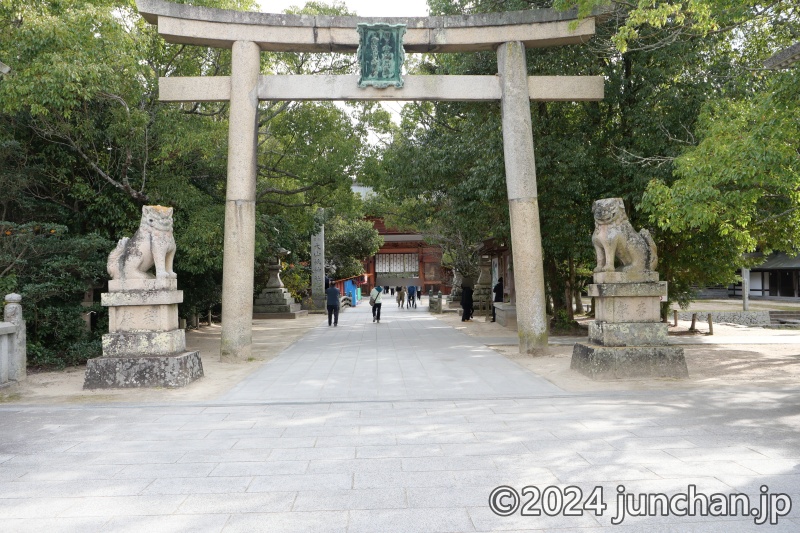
<box><xmin>368</xmin><ymin>284</ymin><xmax>422</xmax><ymax>323</ymax></box>
<box><xmin>461</xmin><ymin>277</ymin><xmax>504</xmax><ymax>322</ymax></box>
<box><xmin>393</xmin><ymin>285</ymin><xmax>418</xmax><ymax>309</ymax></box>
<box><xmin>331</xmin><ymin>277</ymin><xmax>504</xmax><ymax>327</ymax></box>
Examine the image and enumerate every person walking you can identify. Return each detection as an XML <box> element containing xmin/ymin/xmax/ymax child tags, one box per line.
<box><xmin>492</xmin><ymin>277</ymin><xmax>504</xmax><ymax>322</ymax></box>
<box><xmin>370</xmin><ymin>285</ymin><xmax>383</xmax><ymax>323</ymax></box>
<box><xmin>407</xmin><ymin>284</ymin><xmax>416</xmax><ymax>308</ymax></box>
<box><xmin>396</xmin><ymin>286</ymin><xmax>406</xmax><ymax>308</ymax></box>
<box><xmin>325</xmin><ymin>284</ymin><xmax>340</xmax><ymax>327</ymax></box>
<box><xmin>460</xmin><ymin>283</ymin><xmax>474</xmax><ymax>322</ymax></box>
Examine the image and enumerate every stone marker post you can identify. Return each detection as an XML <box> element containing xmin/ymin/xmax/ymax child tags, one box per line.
<box><xmin>498</xmin><ymin>41</ymin><xmax>548</xmax><ymax>353</ymax></box>
<box><xmin>4</xmin><ymin>293</ymin><xmax>26</xmax><ymax>382</ymax></box>
<box><xmin>742</xmin><ymin>267</ymin><xmax>750</xmax><ymax>311</ymax></box>
<box><xmin>448</xmin><ymin>271</ymin><xmax>462</xmax><ymax>304</ymax></box>
<box><xmin>220</xmin><ymin>40</ymin><xmax>260</xmax><ymax>362</ymax></box>
<box><xmin>311</xmin><ymin>225</ymin><xmax>325</xmax><ymax>309</ymax></box>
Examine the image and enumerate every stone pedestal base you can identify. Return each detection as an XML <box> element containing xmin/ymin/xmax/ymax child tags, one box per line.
<box><xmin>102</xmin><ymin>329</ymin><xmax>186</xmax><ymax>357</ymax></box>
<box><xmin>254</xmin><ymin>287</ymin><xmax>306</xmax><ymax>318</ymax></box>
<box><xmin>253</xmin><ymin>311</ymin><xmax>308</xmax><ymax>319</ymax></box>
<box><xmin>573</xmin><ymin>271</ymin><xmax>687</xmax><ymax>379</ymax></box>
<box><xmin>311</xmin><ymin>296</ymin><xmax>326</xmax><ymax>310</ymax></box>
<box><xmin>589</xmin><ymin>281</ymin><xmax>666</xmax><ymax>323</ymax></box>
<box><xmin>494</xmin><ymin>303</ymin><xmax>517</xmax><ymax>329</ymax></box>
<box><xmin>588</xmin><ymin>321</ymin><xmax>667</xmax><ymax>347</ymax></box>
<box><xmin>571</xmin><ymin>343</ymin><xmax>687</xmax><ymax>379</ymax></box>
<box><xmin>447</xmin><ymin>299</ymin><xmax>463</xmax><ymax>310</ymax></box>
<box><xmin>84</xmin><ymin>351</ymin><xmax>204</xmax><ymax>389</ymax></box>
<box><xmin>90</xmin><ymin>279</ymin><xmax>203</xmax><ymax>388</ymax></box>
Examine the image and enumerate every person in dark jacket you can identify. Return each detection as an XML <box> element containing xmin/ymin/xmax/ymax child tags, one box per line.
<box><xmin>407</xmin><ymin>284</ymin><xmax>416</xmax><ymax>308</ymax></box>
<box><xmin>492</xmin><ymin>277</ymin><xmax>504</xmax><ymax>322</ymax></box>
<box><xmin>370</xmin><ymin>285</ymin><xmax>383</xmax><ymax>323</ymax></box>
<box><xmin>325</xmin><ymin>284</ymin><xmax>340</xmax><ymax>326</ymax></box>
<box><xmin>460</xmin><ymin>284</ymin><xmax>474</xmax><ymax>322</ymax></box>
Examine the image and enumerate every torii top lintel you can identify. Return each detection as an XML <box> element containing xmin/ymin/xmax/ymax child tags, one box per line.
<box><xmin>135</xmin><ymin>0</ymin><xmax>596</xmax><ymax>53</ymax></box>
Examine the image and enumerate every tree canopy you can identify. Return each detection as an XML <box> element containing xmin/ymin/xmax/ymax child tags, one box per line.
<box><xmin>0</xmin><ymin>0</ymin><xmax>377</xmax><ymax>366</ymax></box>
<box><xmin>365</xmin><ymin>0</ymin><xmax>799</xmax><ymax>311</ymax></box>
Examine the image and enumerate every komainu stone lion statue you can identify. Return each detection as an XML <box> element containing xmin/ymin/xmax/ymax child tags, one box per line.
<box><xmin>107</xmin><ymin>205</ymin><xmax>177</xmax><ymax>280</ymax></box>
<box><xmin>592</xmin><ymin>198</ymin><xmax>657</xmax><ymax>273</ymax></box>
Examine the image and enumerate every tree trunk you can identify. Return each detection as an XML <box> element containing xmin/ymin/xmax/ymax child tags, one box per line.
<box><xmin>545</xmin><ymin>286</ymin><xmax>554</xmax><ymax>316</ymax></box>
<box><xmin>546</xmin><ymin>256</ymin><xmax>568</xmax><ymax>317</ymax></box>
<box><xmin>573</xmin><ymin>260</ymin><xmax>585</xmax><ymax>315</ymax></box>
<box><xmin>574</xmin><ymin>287</ymin><xmax>584</xmax><ymax>314</ymax></box>
<box><xmin>566</xmin><ymin>256</ymin><xmax>576</xmax><ymax>321</ymax></box>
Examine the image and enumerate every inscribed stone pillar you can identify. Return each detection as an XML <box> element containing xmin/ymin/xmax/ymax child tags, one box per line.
<box><xmin>221</xmin><ymin>40</ymin><xmax>260</xmax><ymax>362</ymax></box>
<box><xmin>497</xmin><ymin>41</ymin><xmax>548</xmax><ymax>353</ymax></box>
<box><xmin>742</xmin><ymin>267</ymin><xmax>750</xmax><ymax>311</ymax></box>
<box><xmin>311</xmin><ymin>225</ymin><xmax>325</xmax><ymax>309</ymax></box>
<box><xmin>4</xmin><ymin>293</ymin><xmax>25</xmax><ymax>382</ymax></box>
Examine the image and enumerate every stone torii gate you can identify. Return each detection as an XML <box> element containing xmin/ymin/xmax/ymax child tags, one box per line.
<box><xmin>136</xmin><ymin>0</ymin><xmax>604</xmax><ymax>359</ymax></box>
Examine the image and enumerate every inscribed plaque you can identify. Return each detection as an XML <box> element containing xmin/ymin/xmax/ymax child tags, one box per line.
<box><xmin>357</xmin><ymin>23</ymin><xmax>406</xmax><ymax>88</ymax></box>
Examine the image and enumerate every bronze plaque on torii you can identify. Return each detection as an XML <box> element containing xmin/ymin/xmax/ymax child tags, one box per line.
<box><xmin>357</xmin><ymin>23</ymin><xmax>406</xmax><ymax>88</ymax></box>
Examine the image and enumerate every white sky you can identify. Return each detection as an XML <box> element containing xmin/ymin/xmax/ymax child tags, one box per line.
<box><xmin>257</xmin><ymin>0</ymin><xmax>430</xmax><ymax>17</ymax></box>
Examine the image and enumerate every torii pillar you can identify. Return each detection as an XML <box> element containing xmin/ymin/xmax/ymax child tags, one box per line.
<box><xmin>220</xmin><ymin>41</ymin><xmax>260</xmax><ymax>362</ymax></box>
<box><xmin>498</xmin><ymin>41</ymin><xmax>548</xmax><ymax>352</ymax></box>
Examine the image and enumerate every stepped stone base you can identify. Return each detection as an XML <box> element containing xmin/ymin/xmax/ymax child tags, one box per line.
<box><xmin>253</xmin><ymin>303</ymin><xmax>302</xmax><ymax>313</ymax></box>
<box><xmin>571</xmin><ymin>343</ymin><xmax>688</xmax><ymax>379</ymax></box>
<box><xmin>254</xmin><ymin>288</ymin><xmax>302</xmax><ymax>315</ymax></box>
<box><xmin>253</xmin><ymin>311</ymin><xmax>308</xmax><ymax>319</ymax></box>
<box><xmin>84</xmin><ymin>351</ymin><xmax>203</xmax><ymax>389</ymax></box>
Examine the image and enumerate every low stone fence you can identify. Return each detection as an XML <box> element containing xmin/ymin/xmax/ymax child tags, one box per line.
<box><xmin>677</xmin><ymin>310</ymin><xmax>770</xmax><ymax>326</ymax></box>
<box><xmin>428</xmin><ymin>291</ymin><xmax>443</xmax><ymax>314</ymax></box>
<box><xmin>1</xmin><ymin>294</ymin><xmax>26</xmax><ymax>386</ymax></box>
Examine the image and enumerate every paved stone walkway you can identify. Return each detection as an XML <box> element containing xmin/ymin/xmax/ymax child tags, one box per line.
<box><xmin>1</xmin><ymin>302</ymin><xmax>799</xmax><ymax>532</ymax></box>
<box><xmin>221</xmin><ymin>303</ymin><xmax>563</xmax><ymax>403</ymax></box>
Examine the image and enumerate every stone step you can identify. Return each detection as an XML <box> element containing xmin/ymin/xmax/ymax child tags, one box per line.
<box><xmin>253</xmin><ymin>310</ymin><xmax>309</xmax><ymax>319</ymax></box>
<box><xmin>253</xmin><ymin>302</ymin><xmax>302</xmax><ymax>313</ymax></box>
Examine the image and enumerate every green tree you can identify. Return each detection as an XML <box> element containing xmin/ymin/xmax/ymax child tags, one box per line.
<box><xmin>0</xmin><ymin>0</ymin><xmax>376</xmax><ymax>365</ymax></box>
<box><xmin>372</xmin><ymin>0</ymin><xmax>798</xmax><ymax>314</ymax></box>
<box><xmin>641</xmin><ymin>68</ymin><xmax>800</xmax><ymax>292</ymax></box>
<box><xmin>325</xmin><ymin>214</ymin><xmax>383</xmax><ymax>280</ymax></box>
<box><xmin>0</xmin><ymin>222</ymin><xmax>111</xmax><ymax>367</ymax></box>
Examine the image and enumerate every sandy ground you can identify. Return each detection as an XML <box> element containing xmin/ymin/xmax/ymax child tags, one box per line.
<box><xmin>433</xmin><ymin>308</ymin><xmax>800</xmax><ymax>393</ymax></box>
<box><xmin>3</xmin><ymin>299</ymin><xmax>800</xmax><ymax>404</ymax></box>
<box><xmin>0</xmin><ymin>314</ymin><xmax>326</xmax><ymax>405</ymax></box>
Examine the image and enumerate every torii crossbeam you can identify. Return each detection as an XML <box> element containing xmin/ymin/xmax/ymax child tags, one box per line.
<box><xmin>137</xmin><ymin>0</ymin><xmax>604</xmax><ymax>360</ymax></box>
